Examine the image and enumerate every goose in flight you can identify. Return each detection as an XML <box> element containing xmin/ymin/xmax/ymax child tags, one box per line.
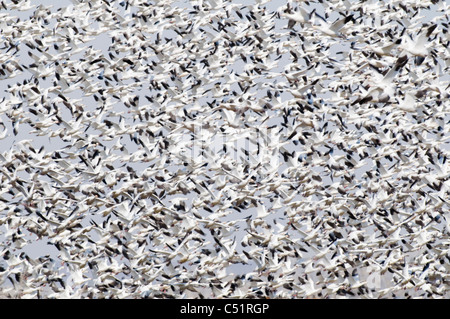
<box><xmin>0</xmin><ymin>0</ymin><xmax>447</xmax><ymax>300</ymax></box>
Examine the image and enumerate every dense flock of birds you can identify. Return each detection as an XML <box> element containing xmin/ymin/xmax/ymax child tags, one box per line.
<box><xmin>0</xmin><ymin>0</ymin><xmax>449</xmax><ymax>299</ymax></box>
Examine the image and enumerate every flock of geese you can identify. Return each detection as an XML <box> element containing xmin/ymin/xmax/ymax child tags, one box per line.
<box><xmin>0</xmin><ymin>0</ymin><xmax>449</xmax><ymax>298</ymax></box>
